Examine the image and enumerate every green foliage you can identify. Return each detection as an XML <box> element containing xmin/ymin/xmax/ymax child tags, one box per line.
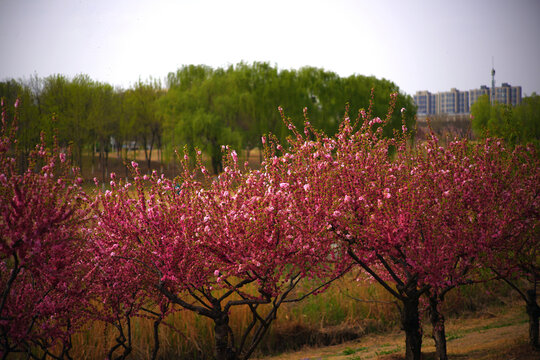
<box><xmin>161</xmin><ymin>63</ymin><xmax>416</xmax><ymax>173</ymax></box>
<box><xmin>471</xmin><ymin>94</ymin><xmax>540</xmax><ymax>145</ymax></box>
<box><xmin>2</xmin><ymin>63</ymin><xmax>417</xmax><ymax>175</ymax></box>
<box><xmin>0</xmin><ymin>78</ymin><xmax>42</xmax><ymax>158</ymax></box>
<box><xmin>123</xmin><ymin>79</ymin><xmax>164</xmax><ymax>169</ymax></box>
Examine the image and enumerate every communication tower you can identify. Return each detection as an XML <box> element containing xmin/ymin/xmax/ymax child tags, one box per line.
<box><xmin>491</xmin><ymin>57</ymin><xmax>496</xmax><ymax>105</ymax></box>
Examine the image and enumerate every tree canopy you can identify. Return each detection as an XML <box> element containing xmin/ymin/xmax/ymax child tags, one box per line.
<box><xmin>471</xmin><ymin>93</ymin><xmax>540</xmax><ymax>146</ymax></box>
<box><xmin>1</xmin><ymin>63</ymin><xmax>417</xmax><ymax>175</ymax></box>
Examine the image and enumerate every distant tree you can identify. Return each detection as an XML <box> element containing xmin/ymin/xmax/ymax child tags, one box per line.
<box><xmin>161</xmin><ymin>63</ymin><xmax>416</xmax><ymax>173</ymax></box>
<box><xmin>161</xmin><ymin>65</ymin><xmax>242</xmax><ymax>174</ymax></box>
<box><xmin>124</xmin><ymin>79</ymin><xmax>164</xmax><ymax>171</ymax></box>
<box><xmin>472</xmin><ymin>94</ymin><xmax>540</xmax><ymax>145</ymax></box>
<box><xmin>87</xmin><ymin>82</ymin><xmax>120</xmax><ymax>182</ymax></box>
<box><xmin>0</xmin><ymin>80</ymin><xmax>42</xmax><ymax>170</ymax></box>
<box><xmin>512</xmin><ymin>94</ymin><xmax>540</xmax><ymax>145</ymax></box>
<box><xmin>40</xmin><ymin>74</ymin><xmax>96</xmax><ymax>170</ymax></box>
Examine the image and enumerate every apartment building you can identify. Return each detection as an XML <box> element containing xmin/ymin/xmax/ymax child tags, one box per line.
<box><xmin>414</xmin><ymin>83</ymin><xmax>522</xmax><ymax>116</ymax></box>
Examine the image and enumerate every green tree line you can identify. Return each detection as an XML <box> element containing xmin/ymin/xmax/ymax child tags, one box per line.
<box><xmin>1</xmin><ymin>62</ymin><xmax>416</xmax><ymax>175</ymax></box>
<box><xmin>471</xmin><ymin>93</ymin><xmax>540</xmax><ymax>146</ymax></box>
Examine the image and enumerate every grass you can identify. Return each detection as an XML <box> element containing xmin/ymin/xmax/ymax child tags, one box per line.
<box><xmin>442</xmin><ymin>313</ymin><xmax>528</xmax><ymax>344</ymax></box>
<box><xmin>66</xmin><ymin>278</ymin><xmax>399</xmax><ymax>359</ymax></box>
<box><xmin>375</xmin><ymin>347</ymin><xmax>400</xmax><ymax>356</ymax></box>
<box><xmin>342</xmin><ymin>346</ymin><xmax>367</xmax><ymax>355</ymax></box>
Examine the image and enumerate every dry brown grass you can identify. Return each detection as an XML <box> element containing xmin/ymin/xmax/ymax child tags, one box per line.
<box><xmin>63</xmin><ymin>277</ymin><xmax>522</xmax><ymax>359</ymax></box>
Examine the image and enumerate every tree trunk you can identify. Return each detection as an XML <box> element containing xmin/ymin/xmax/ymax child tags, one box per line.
<box><xmin>214</xmin><ymin>314</ymin><xmax>237</xmax><ymax>360</ymax></box>
<box><xmin>526</xmin><ymin>289</ymin><xmax>539</xmax><ymax>349</ymax></box>
<box><xmin>77</xmin><ymin>143</ymin><xmax>83</xmax><ymax>173</ymax></box>
<box><xmin>429</xmin><ymin>295</ymin><xmax>448</xmax><ymax>360</ymax></box>
<box><xmin>401</xmin><ymin>296</ymin><xmax>422</xmax><ymax>360</ymax></box>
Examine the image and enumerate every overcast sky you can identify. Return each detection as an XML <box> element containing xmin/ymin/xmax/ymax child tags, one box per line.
<box><xmin>1</xmin><ymin>0</ymin><xmax>539</xmax><ymax>96</ymax></box>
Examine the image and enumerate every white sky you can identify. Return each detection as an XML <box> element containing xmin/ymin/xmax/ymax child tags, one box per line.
<box><xmin>1</xmin><ymin>0</ymin><xmax>539</xmax><ymax>96</ymax></box>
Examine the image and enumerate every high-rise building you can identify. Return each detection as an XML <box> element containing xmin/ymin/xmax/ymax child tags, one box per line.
<box><xmin>469</xmin><ymin>85</ymin><xmax>490</xmax><ymax>108</ymax></box>
<box><xmin>494</xmin><ymin>83</ymin><xmax>522</xmax><ymax>106</ymax></box>
<box><xmin>435</xmin><ymin>88</ymin><xmax>469</xmax><ymax>114</ymax></box>
<box><xmin>413</xmin><ymin>91</ymin><xmax>436</xmax><ymax>115</ymax></box>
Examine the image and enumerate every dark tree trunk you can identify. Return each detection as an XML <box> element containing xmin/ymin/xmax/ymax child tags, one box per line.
<box><xmin>429</xmin><ymin>295</ymin><xmax>448</xmax><ymax>360</ymax></box>
<box><xmin>214</xmin><ymin>314</ymin><xmax>237</xmax><ymax>360</ymax></box>
<box><xmin>401</xmin><ymin>295</ymin><xmax>423</xmax><ymax>360</ymax></box>
<box><xmin>77</xmin><ymin>142</ymin><xmax>83</xmax><ymax>173</ymax></box>
<box><xmin>526</xmin><ymin>289</ymin><xmax>539</xmax><ymax>349</ymax></box>
<box><xmin>211</xmin><ymin>155</ymin><xmax>223</xmax><ymax>175</ymax></box>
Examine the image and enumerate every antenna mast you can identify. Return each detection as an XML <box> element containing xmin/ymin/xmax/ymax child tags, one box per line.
<box><xmin>491</xmin><ymin>57</ymin><xmax>496</xmax><ymax>105</ymax></box>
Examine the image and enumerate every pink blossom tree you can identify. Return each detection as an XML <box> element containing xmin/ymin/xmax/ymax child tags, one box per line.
<box><xmin>92</xmin><ymin>145</ymin><xmax>348</xmax><ymax>360</ymax></box>
<box><xmin>84</xmin><ymin>213</ymin><xmax>173</xmax><ymax>360</ymax></box>
<box><xmin>0</xmin><ymin>100</ymin><xmax>90</xmax><ymax>358</ymax></box>
<box><xmin>278</xmin><ymin>98</ymin><xmax>429</xmax><ymax>360</ymax></box>
<box><xmin>481</xmin><ymin>143</ymin><xmax>539</xmax><ymax>349</ymax></box>
<box><xmin>391</xmin><ymin>136</ymin><xmax>538</xmax><ymax>360</ymax></box>
<box><xmin>277</xmin><ymin>97</ymin><xmax>539</xmax><ymax>360</ymax></box>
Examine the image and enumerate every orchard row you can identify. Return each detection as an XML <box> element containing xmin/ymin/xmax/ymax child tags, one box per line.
<box><xmin>1</xmin><ymin>96</ymin><xmax>538</xmax><ymax>360</ymax></box>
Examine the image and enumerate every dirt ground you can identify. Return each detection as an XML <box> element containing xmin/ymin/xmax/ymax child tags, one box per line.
<box><xmin>257</xmin><ymin>301</ymin><xmax>538</xmax><ymax>360</ymax></box>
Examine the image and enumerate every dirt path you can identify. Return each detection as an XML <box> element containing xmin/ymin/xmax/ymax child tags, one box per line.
<box><xmin>257</xmin><ymin>302</ymin><xmax>538</xmax><ymax>360</ymax></box>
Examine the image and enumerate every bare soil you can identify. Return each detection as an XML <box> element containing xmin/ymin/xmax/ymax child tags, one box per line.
<box><xmin>257</xmin><ymin>301</ymin><xmax>538</xmax><ymax>360</ymax></box>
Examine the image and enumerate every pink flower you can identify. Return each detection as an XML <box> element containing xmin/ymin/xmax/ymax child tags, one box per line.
<box><xmin>303</xmin><ymin>184</ymin><xmax>310</xmax><ymax>192</ymax></box>
<box><xmin>279</xmin><ymin>182</ymin><xmax>289</xmax><ymax>189</ymax></box>
<box><xmin>214</xmin><ymin>270</ymin><xmax>220</xmax><ymax>277</ymax></box>
<box><xmin>401</xmin><ymin>107</ymin><xmax>406</xmax><ymax>113</ymax></box>
<box><xmin>131</xmin><ymin>161</ymin><xmax>138</xmax><ymax>168</ymax></box>
<box><xmin>14</xmin><ymin>99</ymin><xmax>20</xmax><ymax>108</ymax></box>
<box><xmin>231</xmin><ymin>150</ymin><xmax>238</xmax><ymax>163</ymax></box>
